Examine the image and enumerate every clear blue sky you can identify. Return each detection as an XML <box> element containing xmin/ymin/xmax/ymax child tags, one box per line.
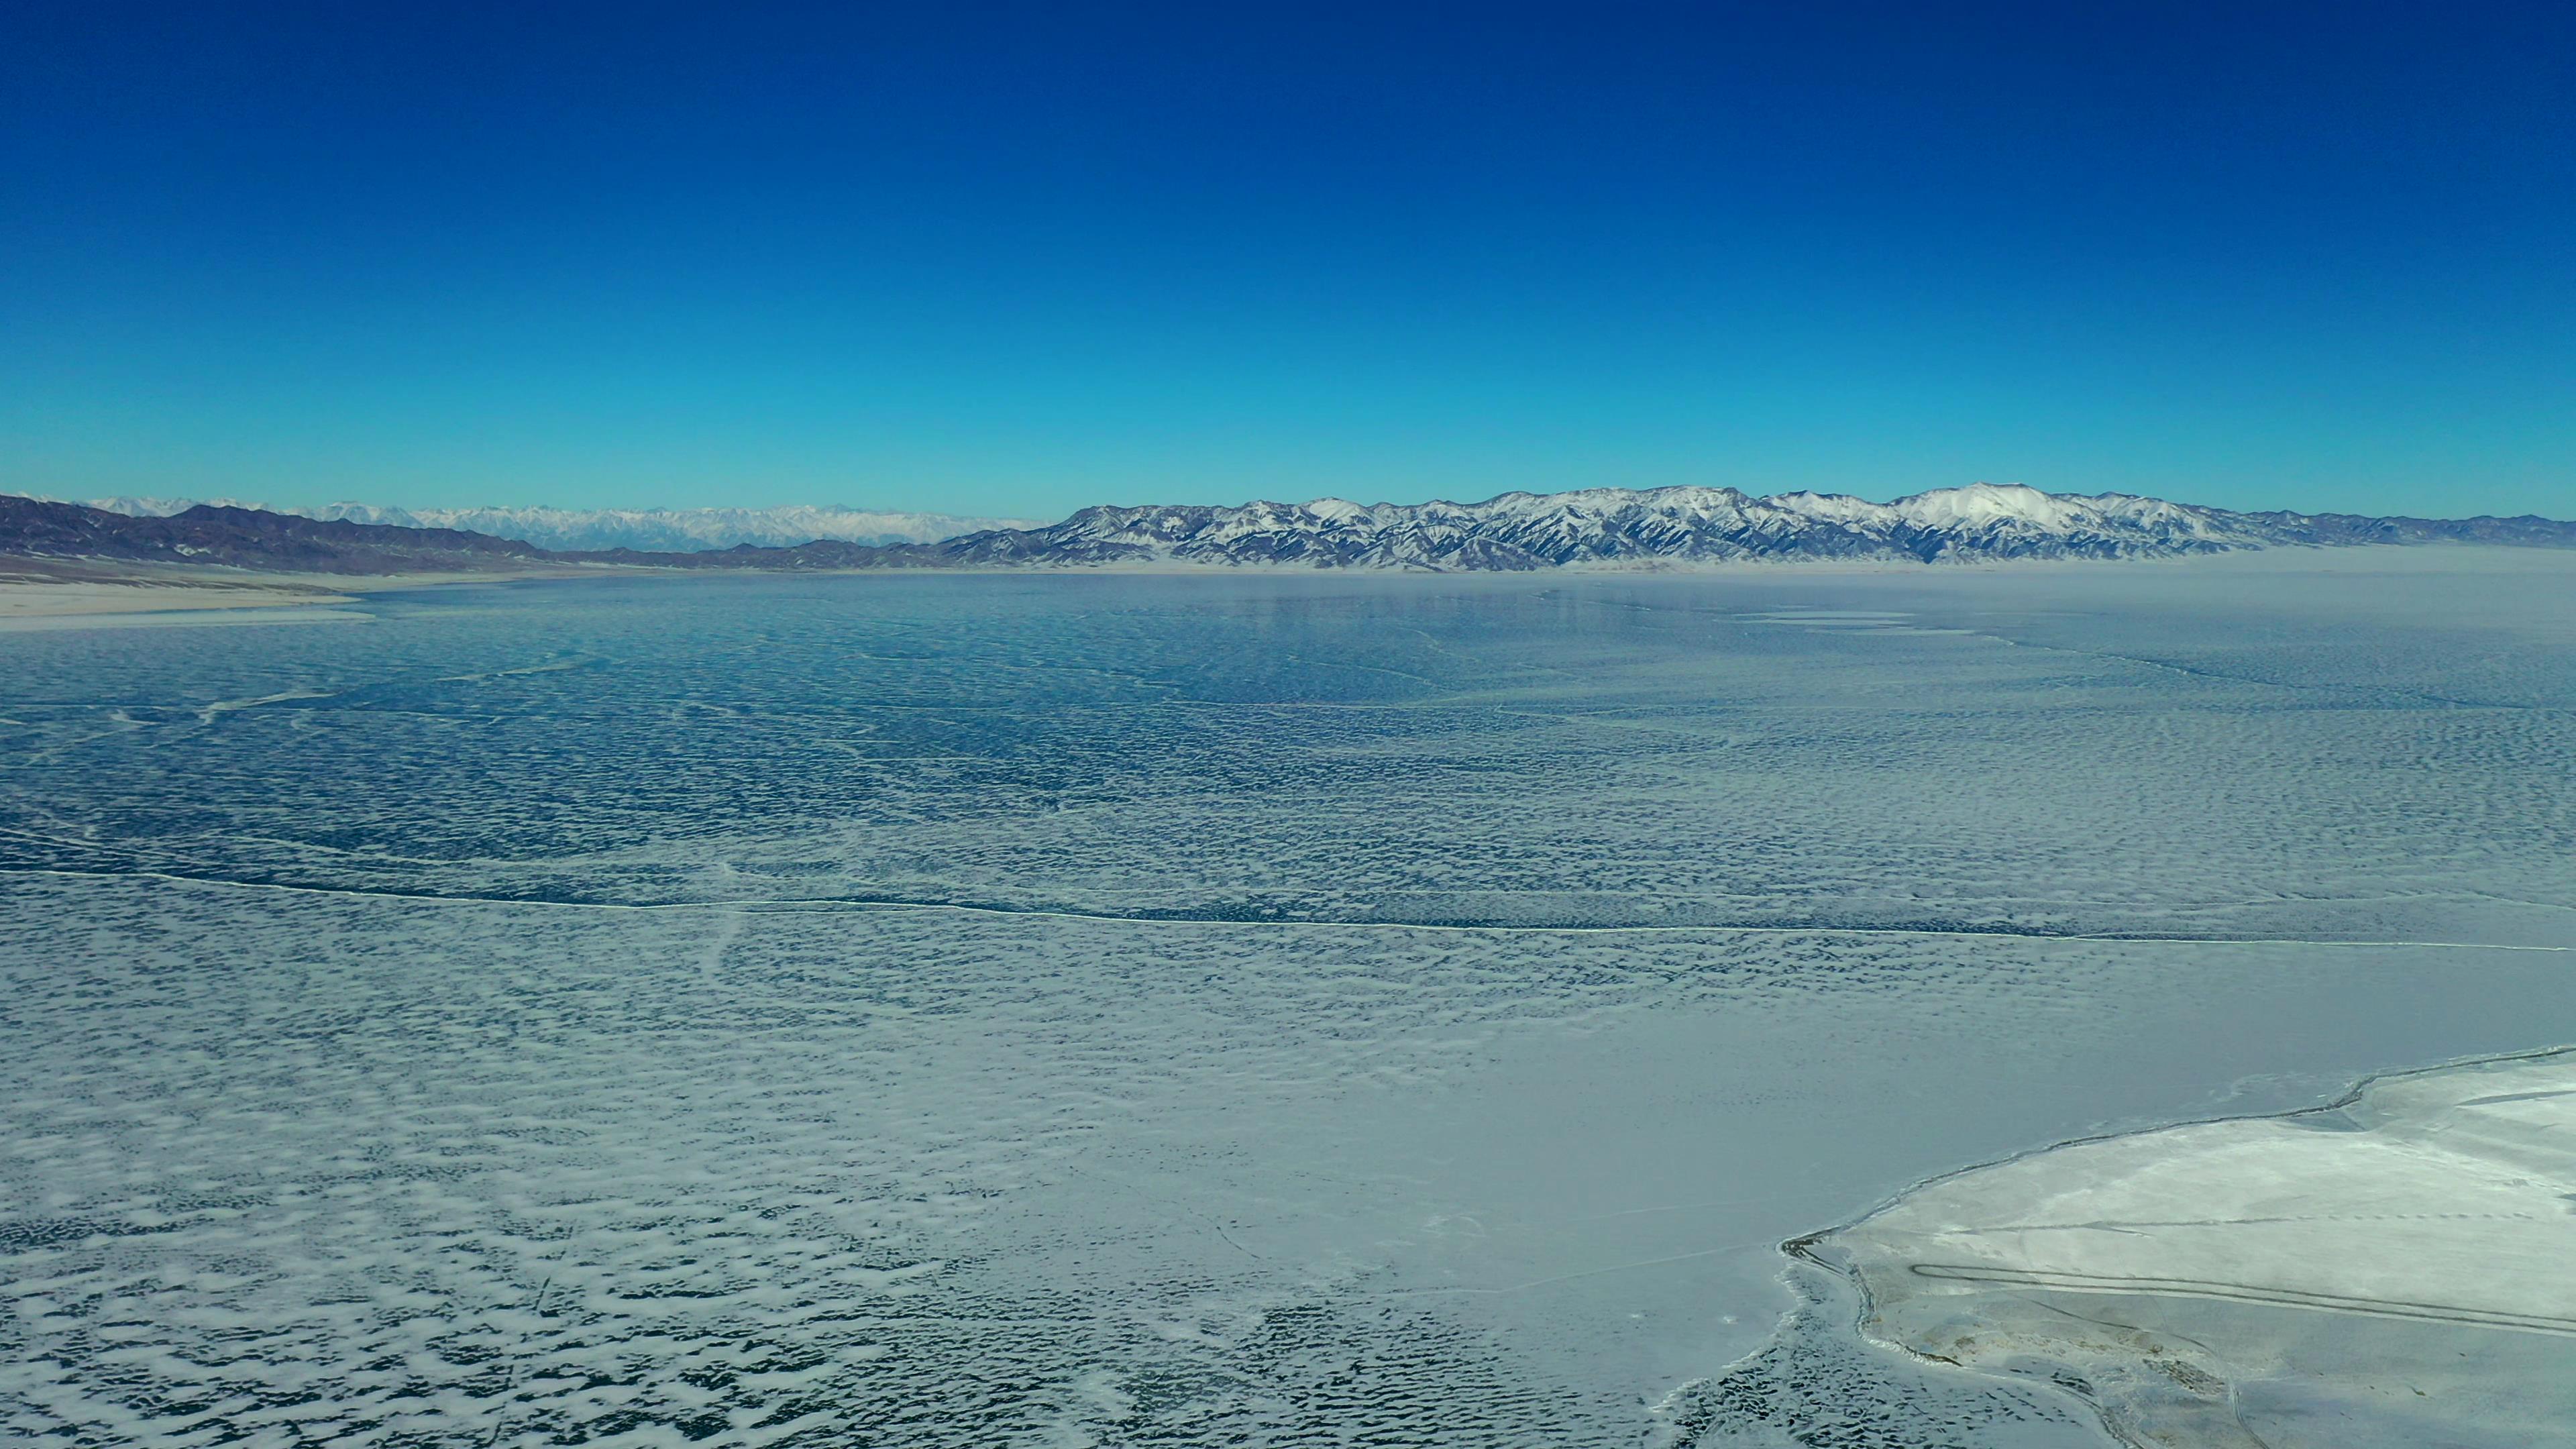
<box><xmin>4</xmin><ymin>2</ymin><xmax>2570</xmax><ymax>520</ymax></box>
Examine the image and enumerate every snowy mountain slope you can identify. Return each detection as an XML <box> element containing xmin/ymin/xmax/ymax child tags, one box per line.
<box><xmin>74</xmin><ymin>498</ymin><xmax>1036</xmax><ymax>550</ymax></box>
<box><xmin>924</xmin><ymin>483</ymin><xmax>2294</xmax><ymax>568</ymax></box>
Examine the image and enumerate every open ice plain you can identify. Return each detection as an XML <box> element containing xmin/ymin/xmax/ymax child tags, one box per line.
<box><xmin>1</xmin><ymin>547</ymin><xmax>2571</xmax><ymax>1446</ymax></box>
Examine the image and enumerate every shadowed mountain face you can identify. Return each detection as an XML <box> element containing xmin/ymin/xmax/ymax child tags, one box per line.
<box><xmin>5</xmin><ymin>486</ymin><xmax>2573</xmax><ymax>575</ymax></box>
<box><xmin>0</xmin><ymin>496</ymin><xmax>547</xmax><ymax>574</ymax></box>
<box><xmin>76</xmin><ymin>497</ymin><xmax>1038</xmax><ymax>551</ymax></box>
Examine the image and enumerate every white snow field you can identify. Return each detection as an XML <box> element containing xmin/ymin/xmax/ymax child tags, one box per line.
<box><xmin>0</xmin><ymin>546</ymin><xmax>2571</xmax><ymax>1446</ymax></box>
<box><xmin>1809</xmin><ymin>1047</ymin><xmax>2576</xmax><ymax>1446</ymax></box>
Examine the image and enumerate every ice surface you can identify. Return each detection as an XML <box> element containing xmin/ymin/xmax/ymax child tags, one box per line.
<box><xmin>1</xmin><ymin>548</ymin><xmax>2571</xmax><ymax>1444</ymax></box>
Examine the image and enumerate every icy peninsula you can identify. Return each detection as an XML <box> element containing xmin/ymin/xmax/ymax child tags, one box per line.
<box><xmin>1</xmin><ymin>546</ymin><xmax>2570</xmax><ymax>1447</ymax></box>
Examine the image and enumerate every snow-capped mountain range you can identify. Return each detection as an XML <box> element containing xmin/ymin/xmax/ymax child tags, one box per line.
<box><xmin>74</xmin><ymin>498</ymin><xmax>1036</xmax><ymax>551</ymax></box>
<box><xmin>866</xmin><ymin>483</ymin><xmax>2575</xmax><ymax>569</ymax></box>
<box><xmin>919</xmin><ymin>484</ymin><xmax>2253</xmax><ymax>568</ymax></box>
<box><xmin>7</xmin><ymin>484</ymin><xmax>2568</xmax><ymax>575</ymax></box>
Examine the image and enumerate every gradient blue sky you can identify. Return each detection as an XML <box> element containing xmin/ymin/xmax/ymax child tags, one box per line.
<box><xmin>5</xmin><ymin>2</ymin><xmax>2570</xmax><ymax>519</ymax></box>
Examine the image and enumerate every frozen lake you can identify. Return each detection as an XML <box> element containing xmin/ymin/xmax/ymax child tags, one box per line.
<box><xmin>3</xmin><ymin>548</ymin><xmax>2571</xmax><ymax>1446</ymax></box>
